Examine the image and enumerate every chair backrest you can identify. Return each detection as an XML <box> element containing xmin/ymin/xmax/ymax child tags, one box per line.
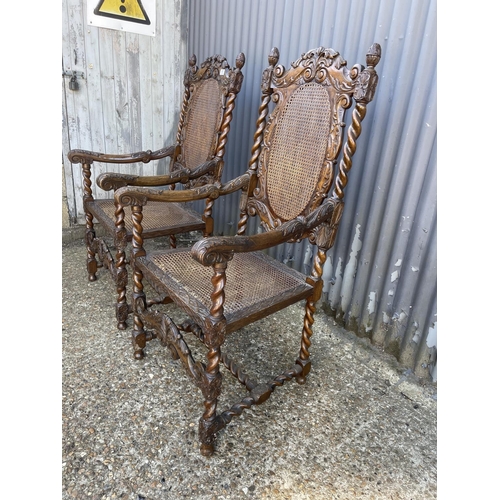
<box><xmin>242</xmin><ymin>45</ymin><xmax>380</xmax><ymax>236</ymax></box>
<box><xmin>173</xmin><ymin>53</ymin><xmax>245</xmax><ymax>188</ymax></box>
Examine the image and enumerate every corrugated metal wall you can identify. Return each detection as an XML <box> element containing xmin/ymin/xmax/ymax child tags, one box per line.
<box><xmin>187</xmin><ymin>0</ymin><xmax>437</xmax><ymax>381</ymax></box>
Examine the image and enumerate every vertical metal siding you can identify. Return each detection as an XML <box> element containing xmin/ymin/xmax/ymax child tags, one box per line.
<box><xmin>187</xmin><ymin>0</ymin><xmax>437</xmax><ymax>381</ymax></box>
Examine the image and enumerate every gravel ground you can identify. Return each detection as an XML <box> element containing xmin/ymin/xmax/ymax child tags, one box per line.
<box><xmin>62</xmin><ymin>238</ymin><xmax>437</xmax><ymax>500</ymax></box>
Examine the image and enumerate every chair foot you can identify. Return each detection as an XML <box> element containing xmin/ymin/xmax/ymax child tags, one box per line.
<box><xmin>87</xmin><ymin>252</ymin><xmax>98</xmax><ymax>281</ymax></box>
<box><xmin>117</xmin><ymin>321</ymin><xmax>127</xmax><ymax>330</ymax></box>
<box><xmin>134</xmin><ymin>349</ymin><xmax>145</xmax><ymax>360</ymax></box>
<box><xmin>295</xmin><ymin>358</ymin><xmax>311</xmax><ymax>385</ymax></box>
<box><xmin>200</xmin><ymin>443</ymin><xmax>215</xmax><ymax>457</ymax></box>
<box><xmin>132</xmin><ymin>329</ymin><xmax>146</xmax><ymax>360</ymax></box>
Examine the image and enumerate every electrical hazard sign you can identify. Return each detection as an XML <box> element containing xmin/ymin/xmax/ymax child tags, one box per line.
<box><xmin>88</xmin><ymin>0</ymin><xmax>155</xmax><ymax>36</ymax></box>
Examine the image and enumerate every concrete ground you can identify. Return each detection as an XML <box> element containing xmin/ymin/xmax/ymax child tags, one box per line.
<box><xmin>62</xmin><ymin>236</ymin><xmax>437</xmax><ymax>500</ymax></box>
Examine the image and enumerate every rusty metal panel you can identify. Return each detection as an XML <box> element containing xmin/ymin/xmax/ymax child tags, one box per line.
<box><xmin>187</xmin><ymin>0</ymin><xmax>437</xmax><ymax>381</ymax></box>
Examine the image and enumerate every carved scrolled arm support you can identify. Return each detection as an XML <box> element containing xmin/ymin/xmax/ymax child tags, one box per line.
<box><xmin>115</xmin><ymin>188</ymin><xmax>149</xmax><ymax>208</ymax></box>
<box><xmin>192</xmin><ymin>199</ymin><xmax>340</xmax><ymax>266</ymax></box>
<box><xmin>67</xmin><ymin>145</ymin><xmax>176</xmax><ymax>165</ymax></box>
<box><xmin>114</xmin><ymin>171</ymin><xmax>249</xmax><ymax>209</ymax></box>
<box><xmin>98</xmin><ymin>173</ymin><xmax>141</xmax><ymax>191</ymax></box>
<box><xmin>192</xmin><ymin>242</ymin><xmax>235</xmax><ymax>267</ymax></box>
<box><xmin>98</xmin><ymin>159</ymin><xmax>220</xmax><ymax>192</ymax></box>
<box><xmin>115</xmin><ymin>183</ymin><xmax>219</xmax><ymax>207</ymax></box>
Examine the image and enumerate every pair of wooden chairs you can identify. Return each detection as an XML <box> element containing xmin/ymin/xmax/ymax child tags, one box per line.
<box><xmin>68</xmin><ymin>44</ymin><xmax>381</xmax><ymax>456</ymax></box>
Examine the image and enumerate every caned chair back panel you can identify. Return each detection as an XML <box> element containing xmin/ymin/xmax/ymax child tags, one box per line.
<box><xmin>246</xmin><ymin>47</ymin><xmax>370</xmax><ymax>233</ymax></box>
<box><xmin>182</xmin><ymin>79</ymin><xmax>223</xmax><ymax>172</ymax></box>
<box><xmin>266</xmin><ymin>83</ymin><xmax>331</xmax><ymax>221</ymax></box>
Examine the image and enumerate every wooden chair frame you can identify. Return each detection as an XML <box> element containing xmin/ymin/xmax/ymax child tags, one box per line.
<box><xmin>67</xmin><ymin>53</ymin><xmax>245</xmax><ymax>329</ymax></box>
<box><xmin>114</xmin><ymin>44</ymin><xmax>381</xmax><ymax>456</ymax></box>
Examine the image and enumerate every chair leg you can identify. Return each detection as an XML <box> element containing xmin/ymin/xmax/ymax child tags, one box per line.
<box><xmin>198</xmin><ymin>346</ymin><xmax>223</xmax><ymax>457</ymax></box>
<box><xmin>169</xmin><ymin>235</ymin><xmax>177</xmax><ymax>248</ymax></box>
<box><xmin>85</xmin><ymin>218</ymin><xmax>98</xmax><ymax>282</ymax></box>
<box><xmin>82</xmin><ymin>162</ymin><xmax>98</xmax><ymax>282</ymax></box>
<box><xmin>296</xmin><ymin>250</ymin><xmax>326</xmax><ymax>385</ymax></box>
<box><xmin>296</xmin><ymin>296</ymin><xmax>315</xmax><ymax>385</ymax></box>
<box><xmin>132</xmin><ymin>312</ymin><xmax>147</xmax><ymax>359</ymax></box>
<box><xmin>115</xmin><ymin>247</ymin><xmax>128</xmax><ymax>330</ymax></box>
<box><xmin>131</xmin><ymin>266</ymin><xmax>148</xmax><ymax>359</ymax></box>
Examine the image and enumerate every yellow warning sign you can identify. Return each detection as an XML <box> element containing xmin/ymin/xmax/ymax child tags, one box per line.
<box><xmin>94</xmin><ymin>0</ymin><xmax>150</xmax><ymax>25</ymax></box>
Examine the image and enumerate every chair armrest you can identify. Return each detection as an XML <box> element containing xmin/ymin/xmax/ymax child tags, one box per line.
<box><xmin>115</xmin><ymin>172</ymin><xmax>251</xmax><ymax>206</ymax></box>
<box><xmin>67</xmin><ymin>145</ymin><xmax>176</xmax><ymax>164</ymax></box>
<box><xmin>97</xmin><ymin>159</ymin><xmax>220</xmax><ymax>191</ymax></box>
<box><xmin>191</xmin><ymin>196</ymin><xmax>342</xmax><ymax>265</ymax></box>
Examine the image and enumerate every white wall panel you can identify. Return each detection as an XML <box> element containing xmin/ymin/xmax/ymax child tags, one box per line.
<box><xmin>62</xmin><ymin>0</ymin><xmax>186</xmax><ymax>224</ymax></box>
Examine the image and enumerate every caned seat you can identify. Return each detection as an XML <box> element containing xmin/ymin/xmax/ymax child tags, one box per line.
<box><xmin>86</xmin><ymin>199</ymin><xmax>205</xmax><ymax>238</ymax></box>
<box><xmin>115</xmin><ymin>44</ymin><xmax>381</xmax><ymax>456</ymax></box>
<box><xmin>140</xmin><ymin>249</ymin><xmax>313</xmax><ymax>331</ymax></box>
<box><xmin>67</xmin><ymin>53</ymin><xmax>245</xmax><ymax>329</ymax></box>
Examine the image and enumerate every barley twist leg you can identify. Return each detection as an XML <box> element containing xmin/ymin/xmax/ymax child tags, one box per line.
<box><xmin>199</xmin><ymin>346</ymin><xmax>222</xmax><ymax>457</ymax></box>
<box><xmin>114</xmin><ymin>204</ymin><xmax>128</xmax><ymax>330</ymax></box>
<box><xmin>199</xmin><ymin>262</ymin><xmax>226</xmax><ymax>456</ymax></box>
<box><xmin>130</xmin><ymin>205</ymin><xmax>147</xmax><ymax>359</ymax></box>
<box><xmin>82</xmin><ymin>162</ymin><xmax>98</xmax><ymax>281</ymax></box>
<box><xmin>297</xmin><ymin>249</ymin><xmax>326</xmax><ymax>384</ymax></box>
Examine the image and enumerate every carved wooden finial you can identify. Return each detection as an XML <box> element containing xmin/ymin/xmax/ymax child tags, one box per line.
<box><xmin>366</xmin><ymin>43</ymin><xmax>381</xmax><ymax>68</ymax></box>
<box><xmin>189</xmin><ymin>54</ymin><xmax>197</xmax><ymax>67</ymax></box>
<box><xmin>236</xmin><ymin>52</ymin><xmax>245</xmax><ymax>69</ymax></box>
<box><xmin>268</xmin><ymin>47</ymin><xmax>280</xmax><ymax>67</ymax></box>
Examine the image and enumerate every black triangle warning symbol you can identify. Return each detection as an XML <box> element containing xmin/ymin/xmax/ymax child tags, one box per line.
<box><xmin>94</xmin><ymin>0</ymin><xmax>151</xmax><ymax>25</ymax></box>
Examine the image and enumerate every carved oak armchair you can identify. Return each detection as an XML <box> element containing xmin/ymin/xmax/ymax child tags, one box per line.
<box><xmin>115</xmin><ymin>45</ymin><xmax>381</xmax><ymax>456</ymax></box>
<box><xmin>67</xmin><ymin>53</ymin><xmax>245</xmax><ymax>330</ymax></box>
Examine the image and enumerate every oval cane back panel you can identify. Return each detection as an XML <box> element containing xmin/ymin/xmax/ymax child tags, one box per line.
<box><xmin>266</xmin><ymin>83</ymin><xmax>331</xmax><ymax>221</ymax></box>
<box><xmin>183</xmin><ymin>79</ymin><xmax>222</xmax><ymax>172</ymax></box>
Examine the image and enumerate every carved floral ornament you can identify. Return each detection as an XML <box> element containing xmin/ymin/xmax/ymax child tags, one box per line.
<box><xmin>261</xmin><ymin>45</ymin><xmax>381</xmax><ymax>104</ymax></box>
<box><xmin>184</xmin><ymin>53</ymin><xmax>245</xmax><ymax>95</ymax></box>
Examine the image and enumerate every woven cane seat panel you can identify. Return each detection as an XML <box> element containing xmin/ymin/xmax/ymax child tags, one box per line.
<box><xmin>146</xmin><ymin>250</ymin><xmax>311</xmax><ymax>317</ymax></box>
<box><xmin>267</xmin><ymin>83</ymin><xmax>331</xmax><ymax>221</ymax></box>
<box><xmin>92</xmin><ymin>199</ymin><xmax>203</xmax><ymax>233</ymax></box>
<box><xmin>183</xmin><ymin>79</ymin><xmax>221</xmax><ymax>171</ymax></box>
